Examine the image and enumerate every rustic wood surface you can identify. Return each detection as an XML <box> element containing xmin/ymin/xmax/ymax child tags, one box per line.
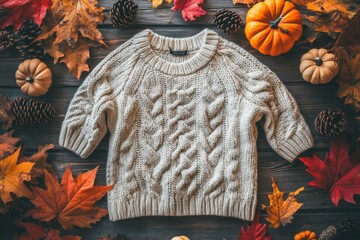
<box><xmin>1</xmin><ymin>0</ymin><xmax>360</xmax><ymax>239</ymax></box>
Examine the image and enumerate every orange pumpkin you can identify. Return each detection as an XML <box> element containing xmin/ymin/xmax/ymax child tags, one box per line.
<box><xmin>245</xmin><ymin>0</ymin><xmax>303</xmax><ymax>56</ymax></box>
<box><xmin>294</xmin><ymin>230</ymin><xmax>317</xmax><ymax>240</ymax></box>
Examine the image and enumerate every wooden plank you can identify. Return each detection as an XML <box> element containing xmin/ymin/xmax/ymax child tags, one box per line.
<box><xmin>43</xmin><ymin>151</ymin><xmax>360</xmax><ymax>210</ymax></box>
<box><xmin>0</xmin><ymin>83</ymin><xmax>347</xmax><ymax>151</ymax></box>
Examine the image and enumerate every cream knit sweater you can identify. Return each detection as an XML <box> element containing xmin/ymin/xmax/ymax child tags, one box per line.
<box><xmin>59</xmin><ymin>29</ymin><xmax>314</xmax><ymax>221</ymax></box>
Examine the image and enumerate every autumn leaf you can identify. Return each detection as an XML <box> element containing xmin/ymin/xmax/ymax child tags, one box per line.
<box><xmin>336</xmin><ymin>10</ymin><xmax>360</xmax><ymax>55</ymax></box>
<box><xmin>149</xmin><ymin>0</ymin><xmax>172</xmax><ymax>8</ymax></box>
<box><xmin>37</xmin><ymin>0</ymin><xmax>106</xmax><ymax>79</ymax></box>
<box><xmin>261</xmin><ymin>177</ymin><xmax>304</xmax><ymax>228</ymax></box>
<box><xmin>171</xmin><ymin>0</ymin><xmax>206</xmax><ymax>21</ymax></box>
<box><xmin>0</xmin><ymin>147</ymin><xmax>34</xmax><ymax>203</ymax></box>
<box><xmin>299</xmin><ymin>138</ymin><xmax>360</xmax><ymax>206</ymax></box>
<box><xmin>0</xmin><ymin>131</ymin><xmax>20</xmax><ymax>159</ymax></box>
<box><xmin>290</xmin><ymin>0</ymin><xmax>359</xmax><ymax>41</ymax></box>
<box><xmin>333</xmin><ymin>47</ymin><xmax>360</xmax><ymax>112</ymax></box>
<box><xmin>19</xmin><ymin>222</ymin><xmax>81</xmax><ymax>240</ymax></box>
<box><xmin>0</xmin><ymin>95</ymin><xmax>14</xmax><ymax>131</ymax></box>
<box><xmin>233</xmin><ymin>0</ymin><xmax>263</xmax><ymax>8</ymax></box>
<box><xmin>240</xmin><ymin>211</ymin><xmax>271</xmax><ymax>240</ymax></box>
<box><xmin>0</xmin><ymin>0</ymin><xmax>52</xmax><ymax>29</ymax></box>
<box><xmin>28</xmin><ymin>165</ymin><xmax>113</xmax><ymax>230</ymax></box>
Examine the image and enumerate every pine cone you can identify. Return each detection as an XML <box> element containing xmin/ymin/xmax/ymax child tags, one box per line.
<box><xmin>319</xmin><ymin>225</ymin><xmax>337</xmax><ymax>240</ymax></box>
<box><xmin>13</xmin><ymin>20</ymin><xmax>44</xmax><ymax>58</ymax></box>
<box><xmin>314</xmin><ymin>108</ymin><xmax>347</xmax><ymax>137</ymax></box>
<box><xmin>11</xmin><ymin>97</ymin><xmax>55</xmax><ymax>127</ymax></box>
<box><xmin>213</xmin><ymin>9</ymin><xmax>242</xmax><ymax>34</ymax></box>
<box><xmin>110</xmin><ymin>0</ymin><xmax>138</xmax><ymax>28</ymax></box>
<box><xmin>0</xmin><ymin>31</ymin><xmax>14</xmax><ymax>51</ymax></box>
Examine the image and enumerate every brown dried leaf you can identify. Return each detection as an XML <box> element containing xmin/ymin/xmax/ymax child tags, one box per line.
<box><xmin>0</xmin><ymin>95</ymin><xmax>14</xmax><ymax>131</ymax></box>
<box><xmin>0</xmin><ymin>131</ymin><xmax>20</xmax><ymax>159</ymax></box>
<box><xmin>337</xmin><ymin>10</ymin><xmax>360</xmax><ymax>54</ymax></box>
<box><xmin>233</xmin><ymin>0</ymin><xmax>263</xmax><ymax>7</ymax></box>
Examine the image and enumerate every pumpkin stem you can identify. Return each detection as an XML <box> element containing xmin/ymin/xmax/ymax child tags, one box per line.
<box><xmin>314</xmin><ymin>57</ymin><xmax>323</xmax><ymax>66</ymax></box>
<box><xmin>25</xmin><ymin>76</ymin><xmax>34</xmax><ymax>83</ymax></box>
<box><xmin>270</xmin><ymin>16</ymin><xmax>282</xmax><ymax>29</ymax></box>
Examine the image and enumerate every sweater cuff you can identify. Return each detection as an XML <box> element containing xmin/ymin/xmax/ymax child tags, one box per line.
<box><xmin>59</xmin><ymin>125</ymin><xmax>93</xmax><ymax>159</ymax></box>
<box><xmin>277</xmin><ymin>128</ymin><xmax>314</xmax><ymax>162</ymax></box>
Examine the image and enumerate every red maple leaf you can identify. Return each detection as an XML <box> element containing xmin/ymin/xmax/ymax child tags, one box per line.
<box><xmin>240</xmin><ymin>211</ymin><xmax>271</xmax><ymax>240</ymax></box>
<box><xmin>299</xmin><ymin>138</ymin><xmax>360</xmax><ymax>206</ymax></box>
<box><xmin>171</xmin><ymin>0</ymin><xmax>206</xmax><ymax>21</ymax></box>
<box><xmin>0</xmin><ymin>0</ymin><xmax>52</xmax><ymax>29</ymax></box>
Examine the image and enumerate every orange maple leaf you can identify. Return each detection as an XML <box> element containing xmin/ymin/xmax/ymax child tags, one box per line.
<box><xmin>28</xmin><ymin>165</ymin><xmax>113</xmax><ymax>230</ymax></box>
<box><xmin>0</xmin><ymin>147</ymin><xmax>34</xmax><ymax>203</ymax></box>
<box><xmin>261</xmin><ymin>177</ymin><xmax>304</xmax><ymax>228</ymax></box>
<box><xmin>37</xmin><ymin>0</ymin><xmax>106</xmax><ymax>79</ymax></box>
<box><xmin>0</xmin><ymin>130</ymin><xmax>20</xmax><ymax>159</ymax></box>
<box><xmin>149</xmin><ymin>0</ymin><xmax>173</xmax><ymax>8</ymax></box>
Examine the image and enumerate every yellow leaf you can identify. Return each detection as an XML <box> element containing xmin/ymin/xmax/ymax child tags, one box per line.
<box><xmin>149</xmin><ymin>0</ymin><xmax>173</xmax><ymax>9</ymax></box>
<box><xmin>261</xmin><ymin>177</ymin><xmax>304</xmax><ymax>228</ymax></box>
<box><xmin>0</xmin><ymin>147</ymin><xmax>35</xmax><ymax>203</ymax></box>
<box><xmin>233</xmin><ymin>0</ymin><xmax>263</xmax><ymax>7</ymax></box>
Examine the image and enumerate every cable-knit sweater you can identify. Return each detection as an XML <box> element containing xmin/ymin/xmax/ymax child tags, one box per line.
<box><xmin>59</xmin><ymin>29</ymin><xmax>314</xmax><ymax>221</ymax></box>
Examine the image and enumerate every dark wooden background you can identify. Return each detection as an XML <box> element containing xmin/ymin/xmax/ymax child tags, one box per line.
<box><xmin>1</xmin><ymin>0</ymin><xmax>360</xmax><ymax>239</ymax></box>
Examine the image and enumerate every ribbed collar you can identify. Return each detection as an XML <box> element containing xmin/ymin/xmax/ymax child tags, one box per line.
<box><xmin>132</xmin><ymin>29</ymin><xmax>220</xmax><ymax>75</ymax></box>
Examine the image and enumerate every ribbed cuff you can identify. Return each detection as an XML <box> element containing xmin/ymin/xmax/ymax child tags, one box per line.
<box><xmin>277</xmin><ymin>127</ymin><xmax>314</xmax><ymax>162</ymax></box>
<box><xmin>59</xmin><ymin>124</ymin><xmax>93</xmax><ymax>159</ymax></box>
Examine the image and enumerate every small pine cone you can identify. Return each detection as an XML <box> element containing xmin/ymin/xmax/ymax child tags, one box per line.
<box><xmin>319</xmin><ymin>225</ymin><xmax>337</xmax><ymax>240</ymax></box>
<box><xmin>213</xmin><ymin>9</ymin><xmax>242</xmax><ymax>34</ymax></box>
<box><xmin>110</xmin><ymin>0</ymin><xmax>138</xmax><ymax>28</ymax></box>
<box><xmin>314</xmin><ymin>108</ymin><xmax>347</xmax><ymax>137</ymax></box>
<box><xmin>11</xmin><ymin>97</ymin><xmax>55</xmax><ymax>127</ymax></box>
<box><xmin>13</xmin><ymin>20</ymin><xmax>44</xmax><ymax>58</ymax></box>
<box><xmin>0</xmin><ymin>31</ymin><xmax>14</xmax><ymax>51</ymax></box>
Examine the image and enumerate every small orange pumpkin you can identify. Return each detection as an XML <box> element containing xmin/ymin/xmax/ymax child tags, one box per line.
<box><xmin>245</xmin><ymin>0</ymin><xmax>303</xmax><ymax>56</ymax></box>
<box><xmin>171</xmin><ymin>236</ymin><xmax>190</xmax><ymax>240</ymax></box>
<box><xmin>15</xmin><ymin>58</ymin><xmax>52</xmax><ymax>97</ymax></box>
<box><xmin>294</xmin><ymin>230</ymin><xmax>317</xmax><ymax>240</ymax></box>
<box><xmin>300</xmin><ymin>48</ymin><xmax>339</xmax><ymax>84</ymax></box>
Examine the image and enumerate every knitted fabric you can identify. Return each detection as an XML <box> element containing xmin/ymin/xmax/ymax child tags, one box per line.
<box><xmin>59</xmin><ymin>29</ymin><xmax>314</xmax><ymax>221</ymax></box>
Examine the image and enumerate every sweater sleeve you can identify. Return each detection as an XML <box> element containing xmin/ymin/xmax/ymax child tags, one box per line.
<box><xmin>221</xmin><ymin>40</ymin><xmax>314</xmax><ymax>162</ymax></box>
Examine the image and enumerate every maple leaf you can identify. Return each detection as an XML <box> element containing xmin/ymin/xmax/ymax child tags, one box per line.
<box><xmin>0</xmin><ymin>147</ymin><xmax>34</xmax><ymax>203</ymax></box>
<box><xmin>299</xmin><ymin>138</ymin><xmax>360</xmax><ymax>206</ymax></box>
<box><xmin>19</xmin><ymin>222</ymin><xmax>81</xmax><ymax>240</ymax></box>
<box><xmin>19</xmin><ymin>144</ymin><xmax>55</xmax><ymax>182</ymax></box>
<box><xmin>332</xmin><ymin>47</ymin><xmax>360</xmax><ymax>112</ymax></box>
<box><xmin>37</xmin><ymin>0</ymin><xmax>106</xmax><ymax>79</ymax></box>
<box><xmin>0</xmin><ymin>131</ymin><xmax>20</xmax><ymax>159</ymax></box>
<box><xmin>149</xmin><ymin>0</ymin><xmax>172</xmax><ymax>8</ymax></box>
<box><xmin>336</xmin><ymin>10</ymin><xmax>360</xmax><ymax>55</ymax></box>
<box><xmin>171</xmin><ymin>0</ymin><xmax>206</xmax><ymax>21</ymax></box>
<box><xmin>240</xmin><ymin>211</ymin><xmax>271</xmax><ymax>240</ymax></box>
<box><xmin>0</xmin><ymin>95</ymin><xmax>14</xmax><ymax>131</ymax></box>
<box><xmin>28</xmin><ymin>165</ymin><xmax>113</xmax><ymax>230</ymax></box>
<box><xmin>232</xmin><ymin>0</ymin><xmax>263</xmax><ymax>8</ymax></box>
<box><xmin>261</xmin><ymin>177</ymin><xmax>304</xmax><ymax>228</ymax></box>
<box><xmin>0</xmin><ymin>0</ymin><xmax>52</xmax><ymax>29</ymax></box>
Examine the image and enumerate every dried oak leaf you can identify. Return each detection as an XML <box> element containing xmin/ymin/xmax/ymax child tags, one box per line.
<box><xmin>290</xmin><ymin>0</ymin><xmax>359</xmax><ymax>41</ymax></box>
<box><xmin>0</xmin><ymin>95</ymin><xmax>15</xmax><ymax>131</ymax></box>
<box><xmin>232</xmin><ymin>0</ymin><xmax>263</xmax><ymax>8</ymax></box>
<box><xmin>299</xmin><ymin>137</ymin><xmax>360</xmax><ymax>206</ymax></box>
<box><xmin>261</xmin><ymin>177</ymin><xmax>304</xmax><ymax>228</ymax></box>
<box><xmin>0</xmin><ymin>147</ymin><xmax>34</xmax><ymax>203</ymax></box>
<box><xmin>240</xmin><ymin>211</ymin><xmax>271</xmax><ymax>240</ymax></box>
<box><xmin>19</xmin><ymin>144</ymin><xmax>55</xmax><ymax>182</ymax></box>
<box><xmin>37</xmin><ymin>0</ymin><xmax>106</xmax><ymax>79</ymax></box>
<box><xmin>333</xmin><ymin>47</ymin><xmax>360</xmax><ymax>112</ymax></box>
<box><xmin>19</xmin><ymin>222</ymin><xmax>81</xmax><ymax>240</ymax></box>
<box><xmin>0</xmin><ymin>0</ymin><xmax>52</xmax><ymax>30</ymax></box>
<box><xmin>149</xmin><ymin>0</ymin><xmax>172</xmax><ymax>8</ymax></box>
<box><xmin>171</xmin><ymin>0</ymin><xmax>206</xmax><ymax>21</ymax></box>
<box><xmin>28</xmin><ymin>165</ymin><xmax>113</xmax><ymax>230</ymax></box>
<box><xmin>0</xmin><ymin>130</ymin><xmax>20</xmax><ymax>159</ymax></box>
<box><xmin>337</xmin><ymin>10</ymin><xmax>360</xmax><ymax>55</ymax></box>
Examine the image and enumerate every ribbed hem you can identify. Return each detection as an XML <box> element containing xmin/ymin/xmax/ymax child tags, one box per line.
<box><xmin>277</xmin><ymin>127</ymin><xmax>314</xmax><ymax>162</ymax></box>
<box><xmin>108</xmin><ymin>193</ymin><xmax>257</xmax><ymax>221</ymax></box>
<box><xmin>132</xmin><ymin>29</ymin><xmax>220</xmax><ymax>75</ymax></box>
<box><xmin>59</xmin><ymin>125</ymin><xmax>92</xmax><ymax>159</ymax></box>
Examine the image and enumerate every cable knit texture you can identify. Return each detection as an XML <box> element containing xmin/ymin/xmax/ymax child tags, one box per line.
<box><xmin>59</xmin><ymin>29</ymin><xmax>314</xmax><ymax>221</ymax></box>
